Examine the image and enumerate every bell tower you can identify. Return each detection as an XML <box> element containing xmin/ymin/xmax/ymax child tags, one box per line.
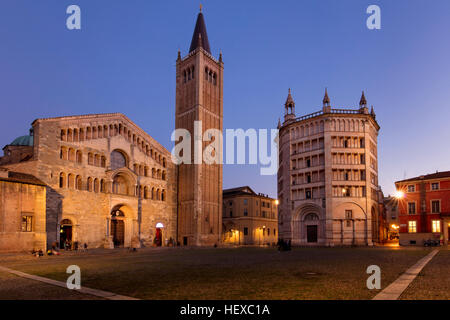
<box><xmin>175</xmin><ymin>8</ymin><xmax>223</xmax><ymax>246</ymax></box>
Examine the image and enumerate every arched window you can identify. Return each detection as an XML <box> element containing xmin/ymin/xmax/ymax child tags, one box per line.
<box><xmin>162</xmin><ymin>171</ymin><xmax>166</xmax><ymax>180</ymax></box>
<box><xmin>59</xmin><ymin>173</ymin><xmax>66</xmax><ymax>188</ymax></box>
<box><xmin>161</xmin><ymin>190</ymin><xmax>166</xmax><ymax>201</ymax></box>
<box><xmin>79</xmin><ymin>128</ymin><xmax>84</xmax><ymax>141</ymax></box>
<box><xmin>98</xmin><ymin>126</ymin><xmax>102</xmax><ymax>138</ymax></box>
<box><xmin>88</xmin><ymin>153</ymin><xmax>94</xmax><ymax>165</ymax></box>
<box><xmin>110</xmin><ymin>150</ymin><xmax>127</xmax><ymax>170</ymax></box>
<box><xmin>60</xmin><ymin>147</ymin><xmax>67</xmax><ymax>160</ymax></box>
<box><xmin>157</xmin><ymin>169</ymin><xmax>161</xmax><ymax>179</ymax></box>
<box><xmin>87</xmin><ymin>177</ymin><xmax>93</xmax><ymax>192</ymax></box>
<box><xmin>157</xmin><ymin>189</ymin><xmax>161</xmax><ymax>201</ymax></box>
<box><xmin>86</xmin><ymin>127</ymin><xmax>91</xmax><ymax>140</ymax></box>
<box><xmin>144</xmin><ymin>186</ymin><xmax>149</xmax><ymax>199</ymax></box>
<box><xmin>68</xmin><ymin>173</ymin><xmax>75</xmax><ymax>189</ymax></box>
<box><xmin>101</xmin><ymin>156</ymin><xmax>106</xmax><ymax>168</ymax></box>
<box><xmin>92</xmin><ymin>126</ymin><xmax>97</xmax><ymax>139</ymax></box>
<box><xmin>162</xmin><ymin>158</ymin><xmax>166</xmax><ymax>168</ymax></box>
<box><xmin>151</xmin><ymin>187</ymin><xmax>155</xmax><ymax>200</ymax></box>
<box><xmin>76</xmin><ymin>175</ymin><xmax>82</xmax><ymax>190</ymax></box>
<box><xmin>73</xmin><ymin>129</ymin><xmax>79</xmax><ymax>142</ymax></box>
<box><xmin>76</xmin><ymin>150</ymin><xmax>82</xmax><ymax>164</ymax></box>
<box><xmin>152</xmin><ymin>168</ymin><xmax>156</xmax><ymax>178</ymax></box>
<box><xmin>67</xmin><ymin>129</ymin><xmax>73</xmax><ymax>142</ymax></box>
<box><xmin>60</xmin><ymin>129</ymin><xmax>66</xmax><ymax>141</ymax></box>
<box><xmin>100</xmin><ymin>179</ymin><xmax>106</xmax><ymax>193</ymax></box>
<box><xmin>144</xmin><ymin>166</ymin><xmax>149</xmax><ymax>177</ymax></box>
<box><xmin>68</xmin><ymin>148</ymin><xmax>75</xmax><ymax>162</ymax></box>
<box><xmin>94</xmin><ymin>178</ymin><xmax>99</xmax><ymax>193</ymax></box>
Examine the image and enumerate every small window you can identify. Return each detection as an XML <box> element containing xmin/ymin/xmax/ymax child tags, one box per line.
<box><xmin>243</xmin><ymin>199</ymin><xmax>248</xmax><ymax>205</ymax></box>
<box><xmin>21</xmin><ymin>216</ymin><xmax>33</xmax><ymax>232</ymax></box>
<box><xmin>244</xmin><ymin>227</ymin><xmax>248</xmax><ymax>236</ymax></box>
<box><xmin>345</xmin><ymin>210</ymin><xmax>352</xmax><ymax>219</ymax></box>
<box><xmin>431</xmin><ymin>183</ymin><xmax>439</xmax><ymax>191</ymax></box>
<box><xmin>305</xmin><ymin>190</ymin><xmax>312</xmax><ymax>199</ymax></box>
<box><xmin>267</xmin><ymin>228</ymin><xmax>270</xmax><ymax>236</ymax></box>
<box><xmin>243</xmin><ymin>209</ymin><xmax>248</xmax><ymax>216</ymax></box>
<box><xmin>229</xmin><ymin>210</ymin><xmax>233</xmax><ymax>217</ymax></box>
<box><xmin>432</xmin><ymin>220</ymin><xmax>441</xmax><ymax>233</ymax></box>
<box><xmin>408</xmin><ymin>221</ymin><xmax>417</xmax><ymax>233</ymax></box>
<box><xmin>408</xmin><ymin>202</ymin><xmax>416</xmax><ymax>214</ymax></box>
<box><xmin>431</xmin><ymin>200</ymin><xmax>440</xmax><ymax>213</ymax></box>
<box><xmin>407</xmin><ymin>185</ymin><xmax>415</xmax><ymax>193</ymax></box>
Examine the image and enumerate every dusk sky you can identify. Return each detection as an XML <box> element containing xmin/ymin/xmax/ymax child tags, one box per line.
<box><xmin>1</xmin><ymin>0</ymin><xmax>449</xmax><ymax>197</ymax></box>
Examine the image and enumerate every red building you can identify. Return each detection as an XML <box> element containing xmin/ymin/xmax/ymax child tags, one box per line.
<box><xmin>395</xmin><ymin>171</ymin><xmax>450</xmax><ymax>246</ymax></box>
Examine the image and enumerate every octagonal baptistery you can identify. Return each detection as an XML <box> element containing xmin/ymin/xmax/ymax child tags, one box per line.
<box><xmin>0</xmin><ymin>113</ymin><xmax>177</xmax><ymax>249</ymax></box>
<box><xmin>277</xmin><ymin>89</ymin><xmax>380</xmax><ymax>246</ymax></box>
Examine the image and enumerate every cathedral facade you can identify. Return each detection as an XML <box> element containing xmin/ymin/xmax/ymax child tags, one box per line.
<box><xmin>0</xmin><ymin>10</ymin><xmax>223</xmax><ymax>251</ymax></box>
<box><xmin>277</xmin><ymin>89</ymin><xmax>381</xmax><ymax>246</ymax></box>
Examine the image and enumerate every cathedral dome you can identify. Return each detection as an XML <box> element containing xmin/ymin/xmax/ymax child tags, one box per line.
<box><xmin>10</xmin><ymin>135</ymin><xmax>33</xmax><ymax>147</ymax></box>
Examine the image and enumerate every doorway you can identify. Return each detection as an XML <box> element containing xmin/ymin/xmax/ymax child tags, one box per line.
<box><xmin>60</xmin><ymin>219</ymin><xmax>73</xmax><ymax>249</ymax></box>
<box><xmin>154</xmin><ymin>228</ymin><xmax>163</xmax><ymax>246</ymax></box>
<box><xmin>110</xmin><ymin>209</ymin><xmax>125</xmax><ymax>248</ymax></box>
<box><xmin>307</xmin><ymin>225</ymin><xmax>318</xmax><ymax>243</ymax></box>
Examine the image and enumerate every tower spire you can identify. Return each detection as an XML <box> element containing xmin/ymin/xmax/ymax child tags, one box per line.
<box><xmin>323</xmin><ymin>88</ymin><xmax>330</xmax><ymax>106</ymax></box>
<box><xmin>189</xmin><ymin>9</ymin><xmax>211</xmax><ymax>54</ymax></box>
<box><xmin>359</xmin><ymin>91</ymin><xmax>367</xmax><ymax>106</ymax></box>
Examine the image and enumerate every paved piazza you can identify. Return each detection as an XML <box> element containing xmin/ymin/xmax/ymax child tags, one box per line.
<box><xmin>0</xmin><ymin>246</ymin><xmax>447</xmax><ymax>300</ymax></box>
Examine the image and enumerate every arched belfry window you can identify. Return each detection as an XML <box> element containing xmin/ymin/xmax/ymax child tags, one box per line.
<box><xmin>110</xmin><ymin>150</ymin><xmax>128</xmax><ymax>170</ymax></box>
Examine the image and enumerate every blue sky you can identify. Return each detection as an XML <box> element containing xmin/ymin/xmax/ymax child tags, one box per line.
<box><xmin>1</xmin><ymin>0</ymin><xmax>450</xmax><ymax>197</ymax></box>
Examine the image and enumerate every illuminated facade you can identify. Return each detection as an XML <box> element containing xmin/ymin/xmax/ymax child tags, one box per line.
<box><xmin>0</xmin><ymin>113</ymin><xmax>176</xmax><ymax>250</ymax></box>
<box><xmin>0</xmin><ymin>10</ymin><xmax>224</xmax><ymax>251</ymax></box>
<box><xmin>396</xmin><ymin>171</ymin><xmax>450</xmax><ymax>246</ymax></box>
<box><xmin>277</xmin><ymin>89</ymin><xmax>381</xmax><ymax>246</ymax></box>
<box><xmin>222</xmin><ymin>187</ymin><xmax>278</xmax><ymax>246</ymax></box>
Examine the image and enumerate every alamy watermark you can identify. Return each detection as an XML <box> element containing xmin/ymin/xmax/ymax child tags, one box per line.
<box><xmin>171</xmin><ymin>122</ymin><xmax>279</xmax><ymax>176</ymax></box>
<box><xmin>66</xmin><ymin>265</ymin><xmax>81</xmax><ymax>290</ymax></box>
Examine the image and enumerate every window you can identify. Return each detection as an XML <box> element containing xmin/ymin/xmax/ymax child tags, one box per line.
<box><xmin>431</xmin><ymin>183</ymin><xmax>439</xmax><ymax>191</ymax></box>
<box><xmin>305</xmin><ymin>190</ymin><xmax>312</xmax><ymax>199</ymax></box>
<box><xmin>244</xmin><ymin>227</ymin><xmax>248</xmax><ymax>236</ymax></box>
<box><xmin>21</xmin><ymin>216</ymin><xmax>33</xmax><ymax>232</ymax></box>
<box><xmin>243</xmin><ymin>199</ymin><xmax>248</xmax><ymax>205</ymax></box>
<box><xmin>431</xmin><ymin>200</ymin><xmax>440</xmax><ymax>213</ymax></box>
<box><xmin>407</xmin><ymin>185</ymin><xmax>415</xmax><ymax>193</ymax></box>
<box><xmin>243</xmin><ymin>209</ymin><xmax>248</xmax><ymax>216</ymax></box>
<box><xmin>408</xmin><ymin>202</ymin><xmax>416</xmax><ymax>214</ymax></box>
<box><xmin>306</xmin><ymin>159</ymin><xmax>311</xmax><ymax>167</ymax></box>
<box><xmin>345</xmin><ymin>210</ymin><xmax>352</xmax><ymax>219</ymax></box>
<box><xmin>432</xmin><ymin>220</ymin><xmax>441</xmax><ymax>233</ymax></box>
<box><xmin>267</xmin><ymin>228</ymin><xmax>270</xmax><ymax>236</ymax></box>
<box><xmin>229</xmin><ymin>210</ymin><xmax>233</xmax><ymax>217</ymax></box>
<box><xmin>408</xmin><ymin>221</ymin><xmax>417</xmax><ymax>233</ymax></box>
